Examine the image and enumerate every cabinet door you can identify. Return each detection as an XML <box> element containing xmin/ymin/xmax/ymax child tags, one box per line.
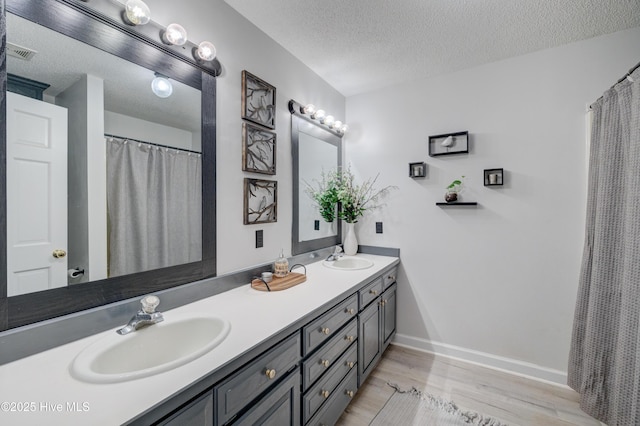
<box><xmin>381</xmin><ymin>284</ymin><xmax>397</xmax><ymax>350</ymax></box>
<box><xmin>232</xmin><ymin>369</ymin><xmax>300</xmax><ymax>426</ymax></box>
<box><xmin>358</xmin><ymin>299</ymin><xmax>380</xmax><ymax>386</ymax></box>
<box><xmin>157</xmin><ymin>391</ymin><xmax>213</xmax><ymax>426</ymax></box>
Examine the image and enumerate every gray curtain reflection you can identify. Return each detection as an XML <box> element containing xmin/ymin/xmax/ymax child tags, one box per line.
<box><xmin>106</xmin><ymin>137</ymin><xmax>202</xmax><ymax>277</ymax></box>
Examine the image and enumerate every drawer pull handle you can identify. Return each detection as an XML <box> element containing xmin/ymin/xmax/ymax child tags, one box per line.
<box><xmin>379</xmin><ymin>300</ymin><xmax>386</xmax><ymax>307</ymax></box>
<box><xmin>347</xmin><ymin>308</ymin><xmax>356</xmax><ymax>315</ymax></box>
<box><xmin>321</xmin><ymin>327</ymin><xmax>330</xmax><ymax>335</ymax></box>
<box><xmin>321</xmin><ymin>359</ymin><xmax>330</xmax><ymax>368</ymax></box>
<box><xmin>321</xmin><ymin>390</ymin><xmax>330</xmax><ymax>399</ymax></box>
<box><xmin>265</xmin><ymin>369</ymin><xmax>277</xmax><ymax>379</ymax></box>
<box><xmin>388</xmin><ymin>275</ymin><xmax>396</xmax><ymax>281</ymax></box>
<box><xmin>346</xmin><ymin>335</ymin><xmax>355</xmax><ymax>342</ymax></box>
<box><xmin>347</xmin><ymin>361</ymin><xmax>355</xmax><ymax>369</ymax></box>
<box><xmin>370</xmin><ymin>289</ymin><xmax>378</xmax><ymax>295</ymax></box>
<box><xmin>346</xmin><ymin>390</ymin><xmax>355</xmax><ymax>398</ymax></box>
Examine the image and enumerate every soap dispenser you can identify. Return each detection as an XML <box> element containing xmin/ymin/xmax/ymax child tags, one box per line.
<box><xmin>274</xmin><ymin>249</ymin><xmax>289</xmax><ymax>278</ymax></box>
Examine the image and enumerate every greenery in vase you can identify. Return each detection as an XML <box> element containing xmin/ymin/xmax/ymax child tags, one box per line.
<box><xmin>306</xmin><ymin>167</ymin><xmax>395</xmax><ymax>224</ymax></box>
<box><xmin>305</xmin><ymin>169</ymin><xmax>340</xmax><ymax>222</ymax></box>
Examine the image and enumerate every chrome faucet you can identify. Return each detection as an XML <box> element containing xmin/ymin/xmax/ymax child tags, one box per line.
<box><xmin>326</xmin><ymin>245</ymin><xmax>344</xmax><ymax>261</ymax></box>
<box><xmin>117</xmin><ymin>295</ymin><xmax>164</xmax><ymax>335</ymax></box>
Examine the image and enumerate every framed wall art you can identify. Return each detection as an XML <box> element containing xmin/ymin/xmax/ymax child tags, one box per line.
<box><xmin>428</xmin><ymin>131</ymin><xmax>469</xmax><ymax>156</ymax></box>
<box><xmin>244</xmin><ymin>178</ymin><xmax>277</xmax><ymax>224</ymax></box>
<box><xmin>242</xmin><ymin>122</ymin><xmax>276</xmax><ymax>175</ymax></box>
<box><xmin>242</xmin><ymin>70</ymin><xmax>276</xmax><ymax>129</ymax></box>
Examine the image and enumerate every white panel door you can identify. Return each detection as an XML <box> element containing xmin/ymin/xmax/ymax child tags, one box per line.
<box><xmin>7</xmin><ymin>92</ymin><xmax>68</xmax><ymax>296</ymax></box>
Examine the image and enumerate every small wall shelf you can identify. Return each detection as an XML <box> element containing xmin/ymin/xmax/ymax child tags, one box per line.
<box><xmin>409</xmin><ymin>162</ymin><xmax>426</xmax><ymax>178</ymax></box>
<box><xmin>484</xmin><ymin>168</ymin><xmax>504</xmax><ymax>186</ymax></box>
<box><xmin>436</xmin><ymin>202</ymin><xmax>478</xmax><ymax>206</ymax></box>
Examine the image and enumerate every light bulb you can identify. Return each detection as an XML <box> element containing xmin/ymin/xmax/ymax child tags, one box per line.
<box><xmin>162</xmin><ymin>23</ymin><xmax>187</xmax><ymax>46</ymax></box>
<box><xmin>333</xmin><ymin>120</ymin><xmax>343</xmax><ymax>130</ymax></box>
<box><xmin>324</xmin><ymin>115</ymin><xmax>335</xmax><ymax>126</ymax></box>
<box><xmin>340</xmin><ymin>123</ymin><xmax>349</xmax><ymax>133</ymax></box>
<box><xmin>195</xmin><ymin>41</ymin><xmax>216</xmax><ymax>61</ymax></box>
<box><xmin>151</xmin><ymin>73</ymin><xmax>173</xmax><ymax>98</ymax></box>
<box><xmin>124</xmin><ymin>0</ymin><xmax>151</xmax><ymax>26</ymax></box>
<box><xmin>303</xmin><ymin>104</ymin><xmax>316</xmax><ymax>115</ymax></box>
<box><xmin>313</xmin><ymin>109</ymin><xmax>326</xmax><ymax>120</ymax></box>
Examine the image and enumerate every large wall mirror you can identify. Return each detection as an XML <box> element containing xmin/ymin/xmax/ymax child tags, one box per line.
<box><xmin>0</xmin><ymin>0</ymin><xmax>219</xmax><ymax>331</ymax></box>
<box><xmin>291</xmin><ymin>105</ymin><xmax>342</xmax><ymax>255</ymax></box>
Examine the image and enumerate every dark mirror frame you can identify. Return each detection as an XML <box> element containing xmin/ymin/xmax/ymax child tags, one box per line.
<box><xmin>0</xmin><ymin>0</ymin><xmax>220</xmax><ymax>331</ymax></box>
<box><xmin>290</xmin><ymin>104</ymin><xmax>342</xmax><ymax>256</ymax></box>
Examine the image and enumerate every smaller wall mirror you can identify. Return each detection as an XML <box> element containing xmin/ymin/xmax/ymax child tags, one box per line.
<box><xmin>291</xmin><ymin>108</ymin><xmax>342</xmax><ymax>255</ymax></box>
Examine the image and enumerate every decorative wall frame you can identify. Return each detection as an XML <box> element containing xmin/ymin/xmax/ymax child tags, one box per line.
<box><xmin>242</xmin><ymin>70</ymin><xmax>276</xmax><ymax>129</ymax></box>
<box><xmin>409</xmin><ymin>162</ymin><xmax>426</xmax><ymax>178</ymax></box>
<box><xmin>428</xmin><ymin>131</ymin><xmax>469</xmax><ymax>156</ymax></box>
<box><xmin>242</xmin><ymin>122</ymin><xmax>276</xmax><ymax>175</ymax></box>
<box><xmin>484</xmin><ymin>168</ymin><xmax>504</xmax><ymax>186</ymax></box>
<box><xmin>244</xmin><ymin>178</ymin><xmax>277</xmax><ymax>224</ymax></box>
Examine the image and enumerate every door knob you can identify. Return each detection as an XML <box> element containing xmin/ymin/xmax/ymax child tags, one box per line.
<box><xmin>52</xmin><ymin>249</ymin><xmax>67</xmax><ymax>259</ymax></box>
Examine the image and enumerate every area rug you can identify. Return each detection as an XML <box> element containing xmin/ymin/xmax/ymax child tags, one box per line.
<box><xmin>370</xmin><ymin>383</ymin><xmax>508</xmax><ymax>426</ymax></box>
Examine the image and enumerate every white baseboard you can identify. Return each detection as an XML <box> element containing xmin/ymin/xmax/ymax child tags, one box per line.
<box><xmin>393</xmin><ymin>333</ymin><xmax>569</xmax><ymax>387</ymax></box>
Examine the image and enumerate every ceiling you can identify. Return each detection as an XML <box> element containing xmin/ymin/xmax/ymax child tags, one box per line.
<box><xmin>224</xmin><ymin>0</ymin><xmax>640</xmax><ymax>97</ymax></box>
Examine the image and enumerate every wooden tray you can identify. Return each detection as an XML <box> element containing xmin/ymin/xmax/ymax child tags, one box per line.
<box><xmin>251</xmin><ymin>272</ymin><xmax>306</xmax><ymax>292</ymax></box>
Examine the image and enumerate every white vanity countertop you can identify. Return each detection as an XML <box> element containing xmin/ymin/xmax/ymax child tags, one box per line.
<box><xmin>0</xmin><ymin>254</ymin><xmax>398</xmax><ymax>425</ymax></box>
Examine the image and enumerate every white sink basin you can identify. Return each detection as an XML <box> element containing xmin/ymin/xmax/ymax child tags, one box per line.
<box><xmin>323</xmin><ymin>256</ymin><xmax>374</xmax><ymax>270</ymax></box>
<box><xmin>71</xmin><ymin>314</ymin><xmax>230</xmax><ymax>383</ymax></box>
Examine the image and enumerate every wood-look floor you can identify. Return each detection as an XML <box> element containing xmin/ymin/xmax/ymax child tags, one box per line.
<box><xmin>336</xmin><ymin>344</ymin><xmax>599</xmax><ymax>426</ymax></box>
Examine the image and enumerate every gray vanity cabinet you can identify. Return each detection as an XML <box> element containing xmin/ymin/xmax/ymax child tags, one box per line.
<box><xmin>139</xmin><ymin>262</ymin><xmax>399</xmax><ymax>426</ymax></box>
<box><xmin>232</xmin><ymin>370</ymin><xmax>300</xmax><ymax>426</ymax></box>
<box><xmin>157</xmin><ymin>391</ymin><xmax>214</xmax><ymax>426</ymax></box>
<box><xmin>215</xmin><ymin>332</ymin><xmax>301</xmax><ymax>425</ymax></box>
<box><xmin>358</xmin><ymin>296</ymin><xmax>381</xmax><ymax>385</ymax></box>
<box><xmin>357</xmin><ymin>269</ymin><xmax>398</xmax><ymax>386</ymax></box>
<box><xmin>381</xmin><ymin>283</ymin><xmax>397</xmax><ymax>351</ymax></box>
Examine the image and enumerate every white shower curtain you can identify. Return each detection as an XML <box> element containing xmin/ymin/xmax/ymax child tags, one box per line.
<box><xmin>106</xmin><ymin>137</ymin><xmax>202</xmax><ymax>277</ymax></box>
<box><xmin>568</xmin><ymin>66</ymin><xmax>640</xmax><ymax>425</ymax></box>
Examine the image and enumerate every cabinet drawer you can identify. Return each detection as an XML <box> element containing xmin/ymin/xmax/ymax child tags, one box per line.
<box><xmin>302</xmin><ymin>344</ymin><xmax>357</xmax><ymax>424</ymax></box>
<box><xmin>303</xmin><ymin>295</ymin><xmax>358</xmax><ymax>356</ymax></box>
<box><xmin>232</xmin><ymin>369</ymin><xmax>300</xmax><ymax>426</ymax></box>
<box><xmin>215</xmin><ymin>332</ymin><xmax>301</xmax><ymax>425</ymax></box>
<box><xmin>307</xmin><ymin>368</ymin><xmax>358</xmax><ymax>426</ymax></box>
<box><xmin>382</xmin><ymin>267</ymin><xmax>398</xmax><ymax>290</ymax></box>
<box><xmin>358</xmin><ymin>277</ymin><xmax>383</xmax><ymax>310</ymax></box>
<box><xmin>302</xmin><ymin>319</ymin><xmax>357</xmax><ymax>389</ymax></box>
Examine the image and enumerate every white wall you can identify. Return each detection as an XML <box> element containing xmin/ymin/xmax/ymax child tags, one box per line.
<box><xmin>345</xmin><ymin>27</ymin><xmax>640</xmax><ymax>383</ymax></box>
<box><xmin>57</xmin><ymin>74</ymin><xmax>108</xmax><ymax>284</ymax></box>
<box><xmin>149</xmin><ymin>0</ymin><xmax>345</xmax><ymax>274</ymax></box>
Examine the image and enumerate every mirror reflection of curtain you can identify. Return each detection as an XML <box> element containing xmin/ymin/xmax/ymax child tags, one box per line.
<box><xmin>106</xmin><ymin>137</ymin><xmax>202</xmax><ymax>277</ymax></box>
<box><xmin>568</xmin><ymin>66</ymin><xmax>640</xmax><ymax>425</ymax></box>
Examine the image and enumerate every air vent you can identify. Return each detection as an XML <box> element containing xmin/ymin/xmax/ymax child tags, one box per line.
<box><xmin>7</xmin><ymin>42</ymin><xmax>37</xmax><ymax>61</ymax></box>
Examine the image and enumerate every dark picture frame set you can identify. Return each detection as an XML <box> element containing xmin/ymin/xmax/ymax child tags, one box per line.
<box><xmin>241</xmin><ymin>71</ymin><xmax>278</xmax><ymax>224</ymax></box>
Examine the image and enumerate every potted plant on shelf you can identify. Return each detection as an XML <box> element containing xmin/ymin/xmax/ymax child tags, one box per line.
<box><xmin>445</xmin><ymin>176</ymin><xmax>465</xmax><ymax>203</ymax></box>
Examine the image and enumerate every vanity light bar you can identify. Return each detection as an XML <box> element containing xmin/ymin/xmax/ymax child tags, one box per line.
<box><xmin>116</xmin><ymin>1</ymin><xmax>218</xmax><ymax>64</ymax></box>
<box><xmin>289</xmin><ymin>100</ymin><xmax>348</xmax><ymax>135</ymax></box>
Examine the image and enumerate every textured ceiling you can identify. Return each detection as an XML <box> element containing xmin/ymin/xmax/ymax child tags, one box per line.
<box><xmin>224</xmin><ymin>0</ymin><xmax>640</xmax><ymax>97</ymax></box>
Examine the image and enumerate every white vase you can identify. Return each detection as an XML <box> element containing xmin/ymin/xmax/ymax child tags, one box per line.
<box><xmin>343</xmin><ymin>222</ymin><xmax>358</xmax><ymax>255</ymax></box>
